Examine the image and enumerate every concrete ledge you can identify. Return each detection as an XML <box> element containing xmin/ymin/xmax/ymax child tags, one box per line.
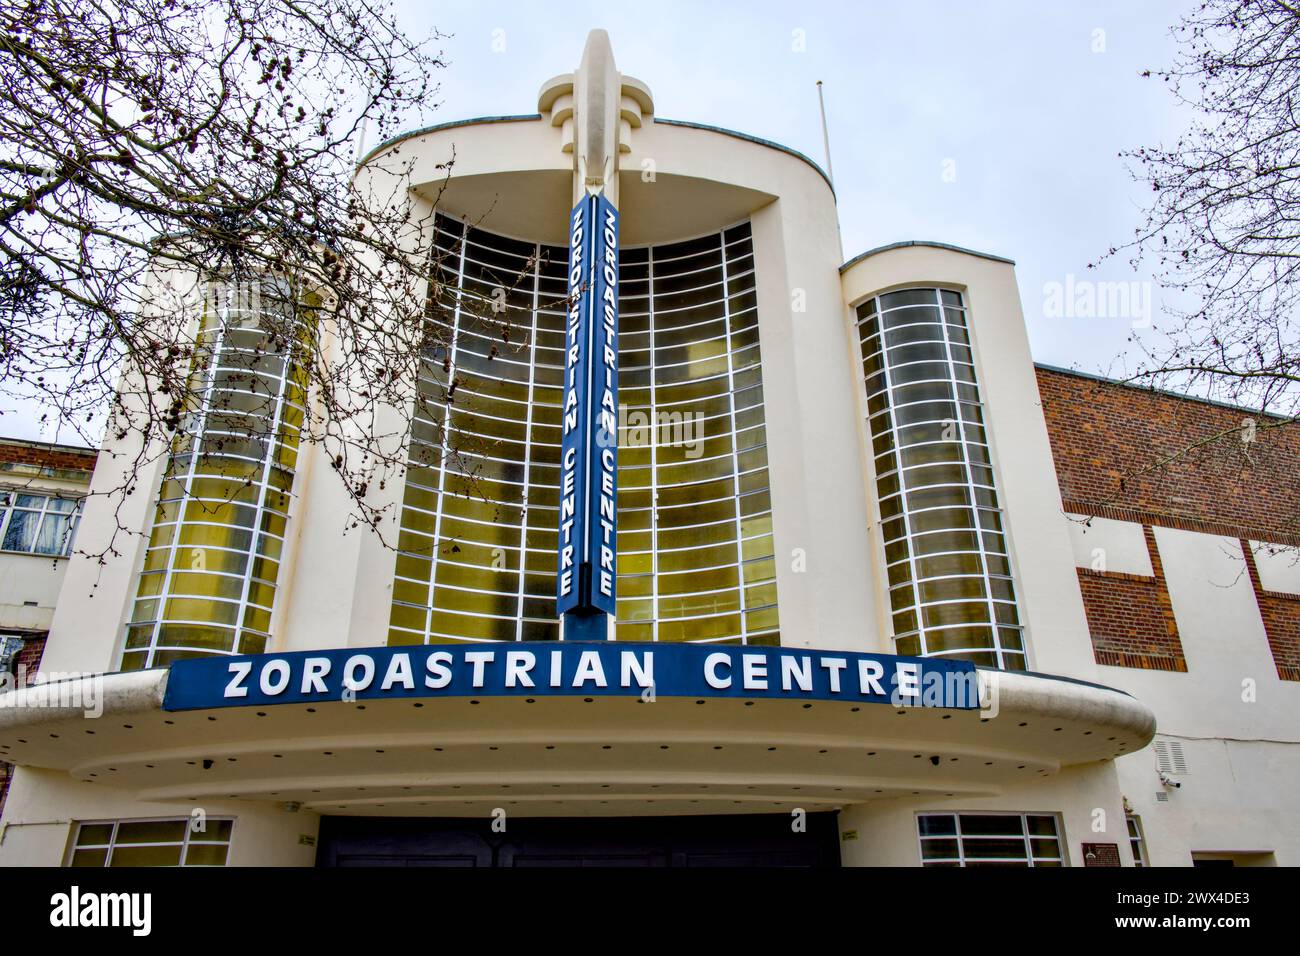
<box><xmin>0</xmin><ymin>669</ymin><xmax>166</xmax><ymax>729</ymax></box>
<box><xmin>984</xmin><ymin>669</ymin><xmax>1157</xmax><ymax>743</ymax></box>
<box><xmin>841</xmin><ymin>240</ymin><xmax>1016</xmax><ymax>272</ymax></box>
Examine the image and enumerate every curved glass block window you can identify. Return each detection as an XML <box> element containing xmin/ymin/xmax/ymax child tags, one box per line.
<box><xmin>122</xmin><ymin>281</ymin><xmax>307</xmax><ymax>670</ymax></box>
<box><xmin>857</xmin><ymin>288</ymin><xmax>1025</xmax><ymax>670</ymax></box>
<box><xmin>388</xmin><ymin>216</ymin><xmax>779</xmax><ymax>645</ymax></box>
<box><xmin>917</xmin><ymin>812</ymin><xmax>1063</xmax><ymax>867</ymax></box>
<box><xmin>0</xmin><ymin>492</ymin><xmax>82</xmax><ymax>556</ymax></box>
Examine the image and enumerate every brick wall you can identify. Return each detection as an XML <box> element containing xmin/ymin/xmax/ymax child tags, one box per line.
<box><xmin>12</xmin><ymin>634</ymin><xmax>46</xmax><ymax>678</ymax></box>
<box><xmin>1037</xmin><ymin>366</ymin><xmax>1297</xmax><ymax>677</ymax></box>
<box><xmin>0</xmin><ymin>634</ymin><xmax>46</xmax><ymax>818</ymax></box>
<box><xmin>1242</xmin><ymin>544</ymin><xmax>1300</xmax><ymax>682</ymax></box>
<box><xmin>1075</xmin><ymin>527</ymin><xmax>1185</xmax><ymax>672</ymax></box>
<box><xmin>0</xmin><ymin>439</ymin><xmax>97</xmax><ymax>475</ymax></box>
<box><xmin>1036</xmin><ymin>367</ymin><xmax>1300</xmax><ymax>545</ymax></box>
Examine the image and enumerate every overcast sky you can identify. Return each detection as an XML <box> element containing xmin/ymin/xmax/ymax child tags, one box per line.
<box><xmin>6</xmin><ymin>0</ymin><xmax>1198</xmax><ymax>446</ymax></box>
<box><xmin>398</xmin><ymin>0</ymin><xmax>1194</xmax><ymax>366</ymax></box>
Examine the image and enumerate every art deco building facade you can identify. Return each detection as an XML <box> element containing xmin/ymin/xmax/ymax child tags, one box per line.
<box><xmin>0</xmin><ymin>32</ymin><xmax>1296</xmax><ymax>867</ymax></box>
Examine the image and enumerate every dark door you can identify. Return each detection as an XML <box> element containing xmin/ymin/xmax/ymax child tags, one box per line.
<box><xmin>317</xmin><ymin>814</ymin><xmax>840</xmax><ymax>867</ymax></box>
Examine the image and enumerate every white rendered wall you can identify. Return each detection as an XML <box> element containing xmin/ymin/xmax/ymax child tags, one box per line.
<box><xmin>837</xmin><ymin>762</ymin><xmax>1132</xmax><ymax>866</ymax></box>
<box><xmin>748</xmin><ymin>197</ymin><xmax>883</xmax><ymax>655</ymax></box>
<box><xmin>0</xmin><ymin>767</ymin><xmax>318</xmax><ymax>866</ymax></box>
<box><xmin>1090</xmin><ymin>526</ymin><xmax>1300</xmax><ymax>866</ymax></box>
<box><xmin>273</xmin><ymin>156</ymin><xmax>438</xmax><ymax>655</ymax></box>
<box><xmin>1060</xmin><ymin>519</ymin><xmax>1300</xmax><ymax>865</ymax></box>
<box><xmin>1117</xmin><ymin>737</ymin><xmax>1295</xmax><ymax>866</ymax></box>
<box><xmin>1250</xmin><ymin>541</ymin><xmax>1300</xmax><ymax>595</ymax></box>
<box><xmin>37</xmin><ymin>269</ymin><xmax>185</xmax><ymax>676</ymax></box>
<box><xmin>1065</xmin><ymin>515</ymin><xmax>1153</xmax><ymax>577</ymax></box>
<box><xmin>0</xmin><ymin>555</ymin><xmax>69</xmax><ymax>635</ymax></box>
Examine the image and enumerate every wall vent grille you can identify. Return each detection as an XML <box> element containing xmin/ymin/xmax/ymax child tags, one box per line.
<box><xmin>1154</xmin><ymin>739</ymin><xmax>1188</xmax><ymax>775</ymax></box>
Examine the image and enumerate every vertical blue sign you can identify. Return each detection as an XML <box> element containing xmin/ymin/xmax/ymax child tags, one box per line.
<box><xmin>557</xmin><ymin>199</ymin><xmax>591</xmax><ymax>615</ymax></box>
<box><xmin>557</xmin><ymin>194</ymin><xmax>619</xmax><ymax>627</ymax></box>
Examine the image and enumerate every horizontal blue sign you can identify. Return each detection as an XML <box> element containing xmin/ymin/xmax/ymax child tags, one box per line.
<box><xmin>161</xmin><ymin>642</ymin><xmax>981</xmax><ymax>711</ymax></box>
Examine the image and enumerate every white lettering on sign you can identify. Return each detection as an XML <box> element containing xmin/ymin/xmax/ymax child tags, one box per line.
<box><xmin>505</xmin><ymin>650</ymin><xmax>536</xmax><ymax>688</ymax></box>
<box><xmin>895</xmin><ymin>661</ymin><xmax>920</xmax><ymax>700</ymax></box>
<box><xmin>381</xmin><ymin>653</ymin><xmax>414</xmax><ymax>691</ymax></box>
<box><xmin>465</xmin><ymin>651</ymin><xmax>496</xmax><ymax>688</ymax></box>
<box><xmin>554</xmin><ymin>197</ymin><xmax>618</xmax><ymax>617</ymax></box>
<box><xmin>224</xmin><ymin>660</ymin><xmax>251</xmax><ymax>698</ymax></box>
<box><xmin>858</xmin><ymin>659</ymin><xmax>885</xmax><ymax>695</ymax></box>
<box><xmin>619</xmin><ymin>650</ymin><xmax>653</xmax><ymax>689</ymax></box>
<box><xmin>195</xmin><ymin>649</ymin><xmax>977</xmax><ymax>711</ymax></box>
<box><xmin>572</xmin><ymin>650</ymin><xmax>608</xmax><ymax>687</ymax></box>
<box><xmin>302</xmin><ymin>657</ymin><xmax>330</xmax><ymax>694</ymax></box>
<box><xmin>592</xmin><ymin>207</ymin><xmax>619</xmax><ymax>602</ymax></box>
<box><xmin>424</xmin><ymin>651</ymin><xmax>453</xmax><ymax>689</ymax></box>
<box><xmin>259</xmin><ymin>659</ymin><xmax>290</xmax><ymax>696</ymax></box>
<box><xmin>781</xmin><ymin>655</ymin><xmax>812</xmax><ymax>692</ymax></box>
<box><xmin>705</xmin><ymin>652</ymin><xmax>731</xmax><ymax>689</ymax></box>
<box><xmin>343</xmin><ymin>654</ymin><xmax>375</xmax><ymax>692</ymax></box>
<box><xmin>819</xmin><ymin>657</ymin><xmax>847</xmax><ymax>693</ymax></box>
<box><xmin>557</xmin><ymin>204</ymin><xmax>586</xmax><ymax>602</ymax></box>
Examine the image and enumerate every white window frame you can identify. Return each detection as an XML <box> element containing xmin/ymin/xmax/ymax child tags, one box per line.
<box><xmin>855</xmin><ymin>289</ymin><xmax>1026</xmax><ymax>670</ymax></box>
<box><xmin>67</xmin><ymin>816</ymin><xmax>234</xmax><ymax>867</ymax></box>
<box><xmin>391</xmin><ymin>217</ymin><xmax>780</xmax><ymax>646</ymax></box>
<box><xmin>1127</xmin><ymin>814</ymin><xmax>1147</xmax><ymax>867</ymax></box>
<box><xmin>0</xmin><ymin>489</ymin><xmax>83</xmax><ymax>557</ymax></box>
<box><xmin>916</xmin><ymin>811</ymin><xmax>1066</xmax><ymax>867</ymax></box>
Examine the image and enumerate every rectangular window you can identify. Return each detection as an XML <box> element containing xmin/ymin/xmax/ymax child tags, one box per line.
<box><xmin>917</xmin><ymin>812</ymin><xmax>1064</xmax><ymax>867</ymax></box>
<box><xmin>0</xmin><ymin>491</ymin><xmax>82</xmax><ymax>556</ymax></box>
<box><xmin>1127</xmin><ymin>814</ymin><xmax>1146</xmax><ymax>867</ymax></box>
<box><xmin>67</xmin><ymin>818</ymin><xmax>233</xmax><ymax>867</ymax></box>
<box><xmin>0</xmin><ymin>633</ymin><xmax>24</xmax><ymax>657</ymax></box>
<box><xmin>0</xmin><ymin>634</ymin><xmax>26</xmax><ymax>674</ymax></box>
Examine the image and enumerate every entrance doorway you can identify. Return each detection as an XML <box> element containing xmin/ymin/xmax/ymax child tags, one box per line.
<box><xmin>317</xmin><ymin>813</ymin><xmax>840</xmax><ymax>867</ymax></box>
